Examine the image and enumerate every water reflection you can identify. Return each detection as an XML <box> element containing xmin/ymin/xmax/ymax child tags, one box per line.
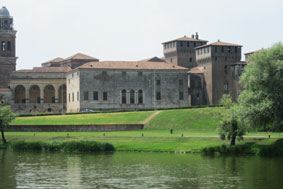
<box><xmin>0</xmin><ymin>151</ymin><xmax>283</xmax><ymax>188</ymax></box>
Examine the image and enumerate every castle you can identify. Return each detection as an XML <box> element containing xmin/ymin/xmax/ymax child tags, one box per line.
<box><xmin>0</xmin><ymin>7</ymin><xmax>252</xmax><ymax>114</ymax></box>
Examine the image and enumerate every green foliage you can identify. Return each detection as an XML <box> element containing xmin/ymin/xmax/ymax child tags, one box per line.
<box><xmin>9</xmin><ymin>140</ymin><xmax>115</xmax><ymax>152</ymax></box>
<box><xmin>238</xmin><ymin>43</ymin><xmax>283</xmax><ymax>131</ymax></box>
<box><xmin>0</xmin><ymin>106</ymin><xmax>16</xmax><ymax>129</ymax></box>
<box><xmin>220</xmin><ymin>94</ymin><xmax>233</xmax><ymax>109</ymax></box>
<box><xmin>218</xmin><ymin>104</ymin><xmax>246</xmax><ymax>145</ymax></box>
<box><xmin>202</xmin><ymin>139</ymin><xmax>283</xmax><ymax>157</ymax></box>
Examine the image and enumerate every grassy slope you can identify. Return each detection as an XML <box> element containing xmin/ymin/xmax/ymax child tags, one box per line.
<box><xmin>5</xmin><ymin>107</ymin><xmax>283</xmax><ymax>152</ymax></box>
<box><xmin>11</xmin><ymin>111</ymin><xmax>154</xmax><ymax>125</ymax></box>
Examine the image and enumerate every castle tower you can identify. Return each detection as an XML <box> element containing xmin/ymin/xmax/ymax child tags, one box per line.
<box><xmin>162</xmin><ymin>33</ymin><xmax>208</xmax><ymax>68</ymax></box>
<box><xmin>0</xmin><ymin>6</ymin><xmax>17</xmax><ymax>88</ymax></box>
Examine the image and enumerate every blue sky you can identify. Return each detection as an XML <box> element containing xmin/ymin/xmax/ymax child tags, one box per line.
<box><xmin>2</xmin><ymin>0</ymin><xmax>283</xmax><ymax>69</ymax></box>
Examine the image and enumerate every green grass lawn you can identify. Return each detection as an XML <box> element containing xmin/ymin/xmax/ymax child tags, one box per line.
<box><xmin>5</xmin><ymin>107</ymin><xmax>283</xmax><ymax>153</ymax></box>
<box><xmin>11</xmin><ymin>111</ymin><xmax>154</xmax><ymax>125</ymax></box>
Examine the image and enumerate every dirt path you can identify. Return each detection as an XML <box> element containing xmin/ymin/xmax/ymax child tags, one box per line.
<box><xmin>141</xmin><ymin>111</ymin><xmax>162</xmax><ymax>124</ymax></box>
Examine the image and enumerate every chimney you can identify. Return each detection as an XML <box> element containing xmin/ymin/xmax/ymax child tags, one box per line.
<box><xmin>218</xmin><ymin>39</ymin><xmax>220</xmax><ymax>42</ymax></box>
<box><xmin>195</xmin><ymin>32</ymin><xmax>199</xmax><ymax>40</ymax></box>
<box><xmin>192</xmin><ymin>34</ymin><xmax>195</xmax><ymax>38</ymax></box>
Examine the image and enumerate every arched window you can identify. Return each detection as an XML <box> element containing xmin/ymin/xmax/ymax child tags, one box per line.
<box><xmin>29</xmin><ymin>85</ymin><xmax>40</xmax><ymax>103</ymax></box>
<box><xmin>122</xmin><ymin>89</ymin><xmax>126</xmax><ymax>104</ymax></box>
<box><xmin>130</xmin><ymin>90</ymin><xmax>135</xmax><ymax>104</ymax></box>
<box><xmin>44</xmin><ymin>85</ymin><xmax>55</xmax><ymax>103</ymax></box>
<box><xmin>15</xmin><ymin>85</ymin><xmax>26</xmax><ymax>103</ymax></box>
<box><xmin>138</xmin><ymin>90</ymin><xmax>143</xmax><ymax>104</ymax></box>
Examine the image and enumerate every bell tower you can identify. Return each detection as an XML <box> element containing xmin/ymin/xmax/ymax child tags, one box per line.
<box><xmin>0</xmin><ymin>6</ymin><xmax>17</xmax><ymax>88</ymax></box>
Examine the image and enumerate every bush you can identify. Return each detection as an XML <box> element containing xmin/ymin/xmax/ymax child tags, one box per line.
<box><xmin>9</xmin><ymin>140</ymin><xmax>115</xmax><ymax>153</ymax></box>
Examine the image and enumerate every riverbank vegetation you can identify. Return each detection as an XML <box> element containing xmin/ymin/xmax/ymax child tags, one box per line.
<box><xmin>5</xmin><ymin>140</ymin><xmax>115</xmax><ymax>152</ymax></box>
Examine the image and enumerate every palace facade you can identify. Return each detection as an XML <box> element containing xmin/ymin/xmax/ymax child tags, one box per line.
<box><xmin>0</xmin><ymin>6</ymin><xmax>250</xmax><ymax>114</ymax></box>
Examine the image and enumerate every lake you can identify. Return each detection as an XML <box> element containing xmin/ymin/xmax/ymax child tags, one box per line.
<box><xmin>0</xmin><ymin>151</ymin><xmax>282</xmax><ymax>188</ymax></box>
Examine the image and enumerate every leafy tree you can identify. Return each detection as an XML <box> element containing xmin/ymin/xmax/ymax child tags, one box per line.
<box><xmin>0</xmin><ymin>106</ymin><xmax>16</xmax><ymax>144</ymax></box>
<box><xmin>238</xmin><ymin>43</ymin><xmax>283</xmax><ymax>131</ymax></box>
<box><xmin>220</xmin><ymin>94</ymin><xmax>233</xmax><ymax>109</ymax></box>
<box><xmin>219</xmin><ymin>96</ymin><xmax>245</xmax><ymax>145</ymax></box>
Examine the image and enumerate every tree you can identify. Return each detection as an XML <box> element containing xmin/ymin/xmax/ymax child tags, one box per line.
<box><xmin>220</xmin><ymin>94</ymin><xmax>233</xmax><ymax>109</ymax></box>
<box><xmin>219</xmin><ymin>95</ymin><xmax>245</xmax><ymax>145</ymax></box>
<box><xmin>238</xmin><ymin>43</ymin><xmax>283</xmax><ymax>131</ymax></box>
<box><xmin>0</xmin><ymin>106</ymin><xmax>16</xmax><ymax>144</ymax></box>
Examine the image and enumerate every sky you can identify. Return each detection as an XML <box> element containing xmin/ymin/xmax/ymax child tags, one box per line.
<box><xmin>1</xmin><ymin>0</ymin><xmax>283</xmax><ymax>70</ymax></box>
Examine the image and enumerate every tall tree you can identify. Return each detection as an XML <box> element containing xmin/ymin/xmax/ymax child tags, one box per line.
<box><xmin>0</xmin><ymin>106</ymin><xmax>16</xmax><ymax>144</ymax></box>
<box><xmin>238</xmin><ymin>43</ymin><xmax>283</xmax><ymax>131</ymax></box>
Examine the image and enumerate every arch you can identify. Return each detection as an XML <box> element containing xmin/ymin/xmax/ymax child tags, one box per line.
<box><xmin>15</xmin><ymin>85</ymin><xmax>26</xmax><ymax>103</ymax></box>
<box><xmin>59</xmin><ymin>85</ymin><xmax>67</xmax><ymax>103</ymax></box>
<box><xmin>29</xmin><ymin>85</ymin><xmax>40</xmax><ymax>103</ymax></box>
<box><xmin>121</xmin><ymin>89</ymin><xmax>126</xmax><ymax>104</ymax></box>
<box><xmin>130</xmin><ymin>89</ymin><xmax>135</xmax><ymax>104</ymax></box>
<box><xmin>44</xmin><ymin>85</ymin><xmax>55</xmax><ymax>103</ymax></box>
<box><xmin>138</xmin><ymin>90</ymin><xmax>143</xmax><ymax>104</ymax></box>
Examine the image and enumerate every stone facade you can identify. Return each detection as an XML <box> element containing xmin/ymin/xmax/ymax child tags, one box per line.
<box><xmin>67</xmin><ymin>59</ymin><xmax>189</xmax><ymax>112</ymax></box>
<box><xmin>192</xmin><ymin>41</ymin><xmax>245</xmax><ymax>104</ymax></box>
<box><xmin>163</xmin><ymin>33</ymin><xmax>208</xmax><ymax>69</ymax></box>
<box><xmin>10</xmin><ymin>67</ymin><xmax>69</xmax><ymax>114</ymax></box>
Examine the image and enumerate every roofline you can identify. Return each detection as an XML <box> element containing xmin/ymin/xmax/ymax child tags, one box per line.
<box><xmin>162</xmin><ymin>38</ymin><xmax>208</xmax><ymax>44</ymax></box>
<box><xmin>194</xmin><ymin>43</ymin><xmax>243</xmax><ymax>50</ymax></box>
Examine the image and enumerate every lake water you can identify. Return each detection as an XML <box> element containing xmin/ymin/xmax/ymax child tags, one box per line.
<box><xmin>0</xmin><ymin>151</ymin><xmax>283</xmax><ymax>189</ymax></box>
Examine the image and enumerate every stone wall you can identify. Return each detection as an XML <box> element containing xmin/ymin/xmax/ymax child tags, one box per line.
<box><xmin>67</xmin><ymin>69</ymin><xmax>189</xmax><ymax>112</ymax></box>
<box><xmin>6</xmin><ymin>124</ymin><xmax>144</xmax><ymax>132</ymax></box>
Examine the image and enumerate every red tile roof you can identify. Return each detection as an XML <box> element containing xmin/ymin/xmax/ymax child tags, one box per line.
<box><xmin>64</xmin><ymin>53</ymin><xmax>98</xmax><ymax>61</ymax></box>
<box><xmin>244</xmin><ymin>49</ymin><xmax>264</xmax><ymax>55</ymax></box>
<box><xmin>163</xmin><ymin>36</ymin><xmax>208</xmax><ymax>44</ymax></box>
<box><xmin>195</xmin><ymin>41</ymin><xmax>242</xmax><ymax>49</ymax></box>
<box><xmin>16</xmin><ymin>67</ymin><xmax>72</xmax><ymax>73</ymax></box>
<box><xmin>189</xmin><ymin>67</ymin><xmax>204</xmax><ymax>74</ymax></box>
<box><xmin>77</xmin><ymin>60</ymin><xmax>188</xmax><ymax>70</ymax></box>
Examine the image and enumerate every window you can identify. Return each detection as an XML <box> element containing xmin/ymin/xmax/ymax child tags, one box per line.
<box><xmin>179</xmin><ymin>91</ymin><xmax>184</xmax><ymax>100</ymax></box>
<box><xmin>103</xmin><ymin>92</ymin><xmax>107</xmax><ymax>101</ymax></box>
<box><xmin>170</xmin><ymin>58</ymin><xmax>172</xmax><ymax>63</ymax></box>
<box><xmin>224</xmin><ymin>83</ymin><xmax>228</xmax><ymax>93</ymax></box>
<box><xmin>235</xmin><ymin>47</ymin><xmax>238</xmax><ymax>53</ymax></box>
<box><xmin>102</xmin><ymin>71</ymin><xmax>107</xmax><ymax>79</ymax></box>
<box><xmin>77</xmin><ymin>92</ymin><xmax>79</xmax><ymax>101</ymax></box>
<box><xmin>221</xmin><ymin>46</ymin><xmax>224</xmax><ymax>53</ymax></box>
<box><xmin>189</xmin><ymin>57</ymin><xmax>193</xmax><ymax>62</ymax></box>
<box><xmin>215</xmin><ymin>46</ymin><xmax>217</xmax><ymax>53</ymax></box>
<box><xmin>93</xmin><ymin>91</ymin><xmax>98</xmax><ymax>101</ymax></box>
<box><xmin>130</xmin><ymin>90</ymin><xmax>135</xmax><ymax>104</ymax></box>
<box><xmin>7</xmin><ymin>41</ymin><xmax>11</xmax><ymax>51</ymax></box>
<box><xmin>207</xmin><ymin>47</ymin><xmax>210</xmax><ymax>53</ymax></box>
<box><xmin>72</xmin><ymin>73</ymin><xmax>74</xmax><ymax>78</ymax></box>
<box><xmin>179</xmin><ymin>79</ymin><xmax>183</xmax><ymax>86</ymax></box>
<box><xmin>194</xmin><ymin>42</ymin><xmax>196</xmax><ymax>47</ymax></box>
<box><xmin>1</xmin><ymin>41</ymin><xmax>6</xmax><ymax>51</ymax></box>
<box><xmin>122</xmin><ymin>71</ymin><xmax>126</xmax><ymax>78</ymax></box>
<box><xmin>187</xmin><ymin>42</ymin><xmax>190</xmax><ymax>47</ymax></box>
<box><xmin>84</xmin><ymin>91</ymin><xmax>89</xmax><ymax>100</ymax></box>
<box><xmin>228</xmin><ymin>47</ymin><xmax>231</xmax><ymax>53</ymax></box>
<box><xmin>72</xmin><ymin>92</ymin><xmax>74</xmax><ymax>102</ymax></box>
<box><xmin>180</xmin><ymin>41</ymin><xmax>183</xmax><ymax>47</ymax></box>
<box><xmin>138</xmin><ymin>90</ymin><xmax>143</xmax><ymax>104</ymax></box>
<box><xmin>156</xmin><ymin>80</ymin><xmax>161</xmax><ymax>86</ymax></box>
<box><xmin>68</xmin><ymin>93</ymin><xmax>70</xmax><ymax>102</ymax></box>
<box><xmin>156</xmin><ymin>91</ymin><xmax>161</xmax><ymax>100</ymax></box>
<box><xmin>122</xmin><ymin>90</ymin><xmax>127</xmax><ymax>104</ymax></box>
<box><xmin>68</xmin><ymin>79</ymin><xmax>70</xmax><ymax>84</ymax></box>
<box><xmin>138</xmin><ymin>71</ymin><xmax>143</xmax><ymax>77</ymax></box>
<box><xmin>215</xmin><ymin>56</ymin><xmax>217</xmax><ymax>61</ymax></box>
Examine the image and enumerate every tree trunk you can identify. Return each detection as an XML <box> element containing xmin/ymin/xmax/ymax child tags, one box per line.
<box><xmin>230</xmin><ymin>121</ymin><xmax>238</xmax><ymax>146</ymax></box>
<box><xmin>0</xmin><ymin>125</ymin><xmax>6</xmax><ymax>144</ymax></box>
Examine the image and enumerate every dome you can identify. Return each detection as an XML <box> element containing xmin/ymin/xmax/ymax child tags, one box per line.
<box><xmin>0</xmin><ymin>6</ymin><xmax>10</xmax><ymax>17</ymax></box>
